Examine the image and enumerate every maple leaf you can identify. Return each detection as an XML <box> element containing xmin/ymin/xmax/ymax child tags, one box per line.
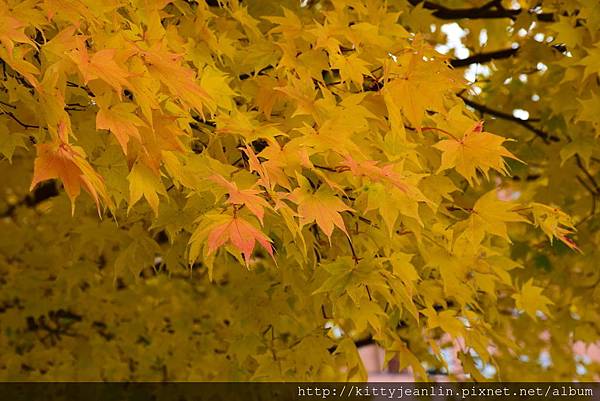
<box><xmin>71</xmin><ymin>47</ymin><xmax>132</xmax><ymax>95</ymax></box>
<box><xmin>433</xmin><ymin>121</ymin><xmax>521</xmax><ymax>185</ymax></box>
<box><xmin>215</xmin><ymin>110</ymin><xmax>284</xmax><ymax>143</ymax></box>
<box><xmin>338</xmin><ymin>155</ymin><xmax>410</xmax><ymax>192</ymax></box>
<box><xmin>288</xmin><ymin>186</ymin><xmax>352</xmax><ymax>240</ymax></box>
<box><xmin>30</xmin><ymin>139</ymin><xmax>109</xmax><ymax>214</ymax></box>
<box><xmin>0</xmin><ymin>122</ymin><xmax>26</xmax><ymax>162</ymax></box>
<box><xmin>264</xmin><ymin>7</ymin><xmax>303</xmax><ymax>38</ymax></box>
<box><xmin>0</xmin><ymin>46</ymin><xmax>39</xmax><ymax>87</ymax></box>
<box><xmin>0</xmin><ymin>8</ymin><xmax>36</xmax><ymax>55</ymax></box>
<box><xmin>531</xmin><ymin>203</ymin><xmax>580</xmax><ymax>252</ymax></box>
<box><xmin>242</xmin><ymin>142</ymin><xmax>312</xmax><ymax>191</ymax></box>
<box><xmin>466</xmin><ymin>190</ymin><xmax>529</xmax><ymax>244</ymax></box>
<box><xmin>578</xmin><ymin>44</ymin><xmax>600</xmax><ymax>82</ymax></box>
<box><xmin>209</xmin><ymin>174</ymin><xmax>270</xmax><ymax>224</ymax></box>
<box><xmin>96</xmin><ymin>102</ymin><xmax>145</xmax><ymax>154</ymax></box>
<box><xmin>422</xmin><ymin>308</ymin><xmax>465</xmax><ymax>338</ymax></box>
<box><xmin>127</xmin><ymin>162</ymin><xmax>167</xmax><ymax>216</ymax></box>
<box><xmin>205</xmin><ymin>214</ymin><xmax>274</xmax><ymax>265</ymax></box>
<box><xmin>382</xmin><ymin>44</ymin><xmax>464</xmax><ymax>130</ymax></box>
<box><xmin>140</xmin><ymin>43</ymin><xmax>214</xmax><ymax>116</ymax></box>
<box><xmin>330</xmin><ymin>53</ymin><xmax>372</xmax><ymax>88</ymax></box>
<box><xmin>512</xmin><ymin>279</ymin><xmax>554</xmax><ymax>319</ymax></box>
<box><xmin>200</xmin><ymin>65</ymin><xmax>237</xmax><ymax>111</ymax></box>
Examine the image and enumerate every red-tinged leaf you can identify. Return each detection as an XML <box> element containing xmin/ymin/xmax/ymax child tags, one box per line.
<box><xmin>242</xmin><ymin>145</ymin><xmax>268</xmax><ymax>185</ymax></box>
<box><xmin>71</xmin><ymin>47</ymin><xmax>131</xmax><ymax>95</ymax></box>
<box><xmin>30</xmin><ymin>140</ymin><xmax>109</xmax><ymax>214</ymax></box>
<box><xmin>434</xmin><ymin>122</ymin><xmax>521</xmax><ymax>185</ymax></box>
<box><xmin>209</xmin><ymin>174</ymin><xmax>270</xmax><ymax>224</ymax></box>
<box><xmin>531</xmin><ymin>203</ymin><xmax>581</xmax><ymax>253</ymax></box>
<box><xmin>338</xmin><ymin>155</ymin><xmax>409</xmax><ymax>192</ymax></box>
<box><xmin>241</xmin><ymin>145</ymin><xmax>286</xmax><ymax>190</ymax></box>
<box><xmin>0</xmin><ymin>46</ymin><xmax>39</xmax><ymax>87</ymax></box>
<box><xmin>207</xmin><ymin>215</ymin><xmax>273</xmax><ymax>265</ymax></box>
<box><xmin>140</xmin><ymin>44</ymin><xmax>214</xmax><ymax>116</ymax></box>
<box><xmin>0</xmin><ymin>9</ymin><xmax>36</xmax><ymax>55</ymax></box>
<box><xmin>96</xmin><ymin>102</ymin><xmax>145</xmax><ymax>154</ymax></box>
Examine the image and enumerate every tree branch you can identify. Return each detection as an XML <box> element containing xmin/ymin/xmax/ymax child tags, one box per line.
<box><xmin>450</xmin><ymin>47</ymin><xmax>519</xmax><ymax>68</ymax></box>
<box><xmin>328</xmin><ymin>335</ymin><xmax>375</xmax><ymax>354</ymax></box>
<box><xmin>0</xmin><ymin>110</ymin><xmax>39</xmax><ymax>129</ymax></box>
<box><xmin>575</xmin><ymin>175</ymin><xmax>598</xmax><ymax>227</ymax></box>
<box><xmin>575</xmin><ymin>155</ymin><xmax>600</xmax><ymax>194</ymax></box>
<box><xmin>408</xmin><ymin>0</ymin><xmax>555</xmax><ymax>22</ymax></box>
<box><xmin>0</xmin><ymin>182</ymin><xmax>59</xmax><ymax>218</ymax></box>
<box><xmin>458</xmin><ymin>94</ymin><xmax>559</xmax><ymax>143</ymax></box>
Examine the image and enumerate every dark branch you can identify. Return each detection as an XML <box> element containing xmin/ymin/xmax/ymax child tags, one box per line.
<box><xmin>408</xmin><ymin>0</ymin><xmax>555</xmax><ymax>22</ymax></box>
<box><xmin>0</xmin><ymin>110</ymin><xmax>39</xmax><ymax>129</ymax></box>
<box><xmin>354</xmin><ymin>336</ymin><xmax>375</xmax><ymax>348</ymax></box>
<box><xmin>450</xmin><ymin>47</ymin><xmax>519</xmax><ymax>68</ymax></box>
<box><xmin>0</xmin><ymin>182</ymin><xmax>59</xmax><ymax>218</ymax></box>
<box><xmin>575</xmin><ymin>175</ymin><xmax>598</xmax><ymax>227</ymax></box>
<box><xmin>450</xmin><ymin>44</ymin><xmax>568</xmax><ymax>69</ymax></box>
<box><xmin>0</xmin><ymin>100</ymin><xmax>16</xmax><ymax>109</ymax></box>
<box><xmin>458</xmin><ymin>95</ymin><xmax>559</xmax><ymax>143</ymax></box>
<box><xmin>328</xmin><ymin>336</ymin><xmax>375</xmax><ymax>354</ymax></box>
<box><xmin>66</xmin><ymin>81</ymin><xmax>95</xmax><ymax>97</ymax></box>
<box><xmin>575</xmin><ymin>155</ymin><xmax>600</xmax><ymax>194</ymax></box>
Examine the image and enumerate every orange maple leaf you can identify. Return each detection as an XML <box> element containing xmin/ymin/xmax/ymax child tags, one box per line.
<box><xmin>0</xmin><ymin>9</ymin><xmax>36</xmax><ymax>55</ymax></box>
<box><xmin>96</xmin><ymin>102</ymin><xmax>145</xmax><ymax>154</ymax></box>
<box><xmin>140</xmin><ymin>44</ymin><xmax>214</xmax><ymax>116</ymax></box>
<box><xmin>209</xmin><ymin>174</ymin><xmax>270</xmax><ymax>224</ymax></box>
<box><xmin>338</xmin><ymin>156</ymin><xmax>409</xmax><ymax>192</ymax></box>
<box><xmin>30</xmin><ymin>139</ymin><xmax>110</xmax><ymax>214</ymax></box>
<box><xmin>71</xmin><ymin>47</ymin><xmax>131</xmax><ymax>95</ymax></box>
<box><xmin>207</xmin><ymin>215</ymin><xmax>274</xmax><ymax>265</ymax></box>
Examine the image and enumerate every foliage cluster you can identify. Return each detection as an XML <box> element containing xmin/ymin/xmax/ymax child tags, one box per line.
<box><xmin>1</xmin><ymin>0</ymin><xmax>599</xmax><ymax>381</ymax></box>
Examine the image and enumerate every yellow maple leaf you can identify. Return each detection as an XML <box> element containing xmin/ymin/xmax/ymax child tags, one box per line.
<box><xmin>140</xmin><ymin>43</ymin><xmax>215</xmax><ymax>116</ymax></box>
<box><xmin>289</xmin><ymin>186</ymin><xmax>352</xmax><ymax>240</ymax></box>
<box><xmin>422</xmin><ymin>308</ymin><xmax>465</xmax><ymax>338</ymax></box>
<box><xmin>512</xmin><ymin>279</ymin><xmax>554</xmax><ymax>319</ymax></box>
<box><xmin>330</xmin><ymin>53</ymin><xmax>371</xmax><ymax>88</ymax></box>
<box><xmin>467</xmin><ymin>189</ymin><xmax>529</xmax><ymax>244</ymax></box>
<box><xmin>127</xmin><ymin>161</ymin><xmax>166</xmax><ymax>216</ymax></box>
<box><xmin>0</xmin><ymin>7</ymin><xmax>36</xmax><ymax>55</ymax></box>
<box><xmin>531</xmin><ymin>203</ymin><xmax>580</xmax><ymax>252</ymax></box>
<box><xmin>434</xmin><ymin>121</ymin><xmax>521</xmax><ymax>185</ymax></box>
<box><xmin>71</xmin><ymin>47</ymin><xmax>131</xmax><ymax>95</ymax></box>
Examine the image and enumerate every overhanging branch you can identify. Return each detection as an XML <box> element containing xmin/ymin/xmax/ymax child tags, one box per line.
<box><xmin>408</xmin><ymin>0</ymin><xmax>555</xmax><ymax>22</ymax></box>
<box><xmin>450</xmin><ymin>47</ymin><xmax>519</xmax><ymax>68</ymax></box>
<box><xmin>458</xmin><ymin>94</ymin><xmax>559</xmax><ymax>143</ymax></box>
<box><xmin>0</xmin><ymin>182</ymin><xmax>59</xmax><ymax>218</ymax></box>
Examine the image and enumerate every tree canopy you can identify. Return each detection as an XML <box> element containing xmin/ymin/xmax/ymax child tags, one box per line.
<box><xmin>0</xmin><ymin>0</ymin><xmax>599</xmax><ymax>381</ymax></box>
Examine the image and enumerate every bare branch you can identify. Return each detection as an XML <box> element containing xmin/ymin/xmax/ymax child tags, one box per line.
<box><xmin>450</xmin><ymin>48</ymin><xmax>519</xmax><ymax>68</ymax></box>
<box><xmin>575</xmin><ymin>155</ymin><xmax>600</xmax><ymax>194</ymax></box>
<box><xmin>408</xmin><ymin>0</ymin><xmax>555</xmax><ymax>22</ymax></box>
<box><xmin>458</xmin><ymin>94</ymin><xmax>559</xmax><ymax>143</ymax></box>
<box><xmin>0</xmin><ymin>110</ymin><xmax>39</xmax><ymax>129</ymax></box>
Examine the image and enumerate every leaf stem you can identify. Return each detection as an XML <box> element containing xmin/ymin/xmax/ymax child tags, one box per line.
<box><xmin>422</xmin><ymin>126</ymin><xmax>460</xmax><ymax>141</ymax></box>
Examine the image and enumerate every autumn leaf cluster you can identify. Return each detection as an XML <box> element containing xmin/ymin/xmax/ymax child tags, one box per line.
<box><xmin>0</xmin><ymin>0</ymin><xmax>599</xmax><ymax>381</ymax></box>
